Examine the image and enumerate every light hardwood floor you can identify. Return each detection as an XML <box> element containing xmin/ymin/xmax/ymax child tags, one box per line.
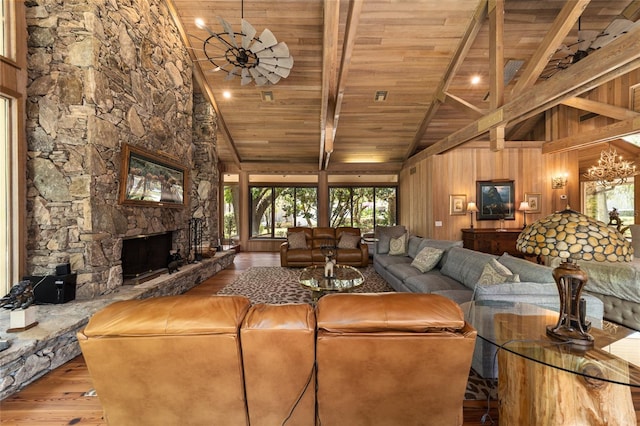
<box><xmin>21</xmin><ymin>252</ymin><xmax>640</xmax><ymax>424</ymax></box>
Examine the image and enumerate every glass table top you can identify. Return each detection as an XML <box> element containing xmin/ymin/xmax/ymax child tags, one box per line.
<box><xmin>461</xmin><ymin>300</ymin><xmax>640</xmax><ymax>388</ymax></box>
<box><xmin>298</xmin><ymin>264</ymin><xmax>364</xmax><ymax>293</ymax></box>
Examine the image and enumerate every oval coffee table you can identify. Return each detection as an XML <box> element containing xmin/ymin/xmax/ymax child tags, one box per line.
<box><xmin>298</xmin><ymin>264</ymin><xmax>364</xmax><ymax>302</ymax></box>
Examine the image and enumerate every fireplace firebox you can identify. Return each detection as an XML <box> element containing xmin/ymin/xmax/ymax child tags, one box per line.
<box><xmin>121</xmin><ymin>232</ymin><xmax>172</xmax><ymax>284</ymax></box>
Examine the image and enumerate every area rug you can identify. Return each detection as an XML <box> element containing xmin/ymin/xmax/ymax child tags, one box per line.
<box><xmin>217</xmin><ymin>265</ymin><xmax>393</xmax><ymax>304</ymax></box>
<box><xmin>218</xmin><ymin>265</ymin><xmax>497</xmax><ymax>402</ymax></box>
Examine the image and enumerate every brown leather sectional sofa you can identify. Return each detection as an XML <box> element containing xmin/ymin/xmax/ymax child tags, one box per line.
<box><xmin>78</xmin><ymin>292</ymin><xmax>476</xmax><ymax>426</ymax></box>
<box><xmin>280</xmin><ymin>226</ymin><xmax>369</xmax><ymax>267</ymax></box>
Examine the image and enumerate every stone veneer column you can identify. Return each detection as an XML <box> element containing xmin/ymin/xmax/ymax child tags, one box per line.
<box><xmin>24</xmin><ymin>0</ymin><xmax>216</xmax><ymax>299</ymax></box>
<box><xmin>191</xmin><ymin>93</ymin><xmax>220</xmax><ymax>251</ymax></box>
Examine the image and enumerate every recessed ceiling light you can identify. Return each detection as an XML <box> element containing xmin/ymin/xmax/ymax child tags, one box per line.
<box><xmin>471</xmin><ymin>75</ymin><xmax>481</xmax><ymax>85</ymax></box>
<box><xmin>223</xmin><ymin>91</ymin><xmax>231</xmax><ymax>99</ymax></box>
<box><xmin>374</xmin><ymin>91</ymin><xmax>388</xmax><ymax>102</ymax></box>
<box><xmin>261</xmin><ymin>91</ymin><xmax>274</xmax><ymax>102</ymax></box>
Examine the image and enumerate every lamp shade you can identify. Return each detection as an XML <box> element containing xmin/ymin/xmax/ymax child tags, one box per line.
<box><xmin>516</xmin><ymin>209</ymin><xmax>632</xmax><ymax>262</ymax></box>
<box><xmin>518</xmin><ymin>201</ymin><xmax>530</xmax><ymax>211</ymax></box>
<box><xmin>466</xmin><ymin>202</ymin><xmax>479</xmax><ymax>213</ymax></box>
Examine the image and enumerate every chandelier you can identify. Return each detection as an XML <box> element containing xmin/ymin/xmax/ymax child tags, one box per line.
<box><xmin>193</xmin><ymin>15</ymin><xmax>293</xmax><ymax>86</ymax></box>
<box><xmin>583</xmin><ymin>147</ymin><xmax>637</xmax><ymax>189</ymax></box>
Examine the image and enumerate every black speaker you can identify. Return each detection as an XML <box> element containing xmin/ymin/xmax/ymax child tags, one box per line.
<box><xmin>55</xmin><ymin>263</ymin><xmax>71</xmax><ymax>275</ymax></box>
<box><xmin>23</xmin><ymin>274</ymin><xmax>77</xmax><ymax>304</ymax></box>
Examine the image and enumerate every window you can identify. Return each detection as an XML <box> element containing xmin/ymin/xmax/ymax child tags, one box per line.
<box><xmin>1</xmin><ymin>0</ymin><xmax>15</xmax><ymax>60</ymax></box>
<box><xmin>223</xmin><ymin>183</ymin><xmax>239</xmax><ymax>247</ymax></box>
<box><xmin>583</xmin><ymin>182</ymin><xmax>634</xmax><ymax>237</ymax></box>
<box><xmin>250</xmin><ymin>186</ymin><xmax>318</xmax><ymax>238</ymax></box>
<box><xmin>1</xmin><ymin>95</ymin><xmax>17</xmax><ymax>295</ymax></box>
<box><xmin>329</xmin><ymin>186</ymin><xmax>397</xmax><ymax>233</ymax></box>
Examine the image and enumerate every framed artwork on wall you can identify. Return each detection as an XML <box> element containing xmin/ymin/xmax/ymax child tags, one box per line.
<box><xmin>524</xmin><ymin>192</ymin><xmax>541</xmax><ymax>213</ymax></box>
<box><xmin>119</xmin><ymin>144</ymin><xmax>188</xmax><ymax>208</ymax></box>
<box><xmin>449</xmin><ymin>194</ymin><xmax>467</xmax><ymax>215</ymax></box>
<box><xmin>476</xmin><ymin>180</ymin><xmax>515</xmax><ymax>220</ymax></box>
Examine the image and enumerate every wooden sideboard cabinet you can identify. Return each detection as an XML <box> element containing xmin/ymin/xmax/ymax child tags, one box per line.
<box><xmin>461</xmin><ymin>228</ymin><xmax>523</xmax><ymax>257</ymax></box>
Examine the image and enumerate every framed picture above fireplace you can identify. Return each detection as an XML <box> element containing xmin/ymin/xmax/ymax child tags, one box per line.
<box><xmin>119</xmin><ymin>144</ymin><xmax>188</xmax><ymax>208</ymax></box>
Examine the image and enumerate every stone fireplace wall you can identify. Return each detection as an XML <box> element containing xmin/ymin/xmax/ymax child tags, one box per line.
<box><xmin>25</xmin><ymin>0</ymin><xmax>219</xmax><ymax>299</ymax></box>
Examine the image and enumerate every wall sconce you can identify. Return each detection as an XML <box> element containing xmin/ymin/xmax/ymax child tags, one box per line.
<box><xmin>551</xmin><ymin>174</ymin><xmax>567</xmax><ymax>189</ymax></box>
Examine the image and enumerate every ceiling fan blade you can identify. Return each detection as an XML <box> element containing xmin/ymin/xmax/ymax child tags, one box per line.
<box><xmin>241</xmin><ymin>68</ymin><xmax>252</xmax><ymax>85</ymax></box>
<box><xmin>217</xmin><ymin>16</ymin><xmax>238</xmax><ymax>48</ymax></box>
<box><xmin>257</xmin><ymin>42</ymin><xmax>290</xmax><ymax>59</ymax></box>
<box><xmin>576</xmin><ymin>29</ymin><xmax>598</xmax><ymax>51</ymax></box>
<box><xmin>590</xmin><ymin>19</ymin><xmax>639</xmax><ymax>50</ymax></box>
<box><xmin>224</xmin><ymin>66</ymin><xmax>240</xmax><ymax>80</ymax></box>
<box><xmin>249</xmin><ymin>68</ymin><xmax>269</xmax><ymax>86</ymax></box>
<box><xmin>241</xmin><ymin>19</ymin><xmax>257</xmax><ymax>49</ymax></box>
<box><xmin>250</xmin><ymin>28</ymin><xmax>278</xmax><ymax>53</ymax></box>
<box><xmin>272</xmin><ymin>66</ymin><xmax>290</xmax><ymax>78</ymax></box>
<box><xmin>260</xmin><ymin>56</ymin><xmax>294</xmax><ymax>69</ymax></box>
<box><xmin>266</xmin><ymin>74</ymin><xmax>281</xmax><ymax>85</ymax></box>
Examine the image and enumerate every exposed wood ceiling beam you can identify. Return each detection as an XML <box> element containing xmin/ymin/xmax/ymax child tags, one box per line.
<box><xmin>623</xmin><ymin>0</ymin><xmax>640</xmax><ymax>21</ymax></box>
<box><xmin>445</xmin><ymin>92</ymin><xmax>486</xmax><ymax>116</ymax></box>
<box><xmin>166</xmin><ymin>0</ymin><xmax>241</xmax><ymax>167</ymax></box>
<box><xmin>404</xmin><ymin>0</ymin><xmax>488</xmax><ymax>159</ymax></box>
<box><xmin>542</xmin><ymin>116</ymin><xmax>640</xmax><ymax>154</ymax></box>
<box><xmin>324</xmin><ymin>0</ymin><xmax>363</xmax><ymax>171</ymax></box>
<box><xmin>234</xmin><ymin>161</ymin><xmax>403</xmax><ymax>174</ymax></box>
<box><xmin>324</xmin><ymin>0</ymin><xmax>363</xmax><ymax>170</ymax></box>
<box><xmin>488</xmin><ymin>0</ymin><xmax>504</xmax><ymax>151</ymax></box>
<box><xmin>406</xmin><ymin>24</ymin><xmax>640</xmax><ymax>166</ymax></box>
<box><xmin>560</xmin><ymin>97</ymin><xmax>640</xmax><ymax>120</ymax></box>
<box><xmin>319</xmin><ymin>0</ymin><xmax>340</xmax><ymax>170</ymax></box>
<box><xmin>510</xmin><ymin>0</ymin><xmax>590</xmax><ymax>95</ymax></box>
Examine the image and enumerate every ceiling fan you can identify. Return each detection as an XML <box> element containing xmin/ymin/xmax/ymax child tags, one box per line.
<box><xmin>193</xmin><ymin>17</ymin><xmax>294</xmax><ymax>86</ymax></box>
<box><xmin>542</xmin><ymin>17</ymin><xmax>640</xmax><ymax>80</ymax></box>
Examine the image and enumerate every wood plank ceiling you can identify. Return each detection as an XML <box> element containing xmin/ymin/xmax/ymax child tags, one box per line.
<box><xmin>168</xmin><ymin>0</ymin><xmax>640</xmax><ymax>174</ymax></box>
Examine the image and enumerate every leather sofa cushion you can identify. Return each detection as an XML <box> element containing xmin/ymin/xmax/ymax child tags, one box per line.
<box><xmin>312</xmin><ymin>227</ymin><xmax>336</xmax><ymax>248</ymax></box>
<box><xmin>241</xmin><ymin>304</ymin><xmax>316</xmax><ymax>426</ymax></box>
<box><xmin>82</xmin><ymin>294</ymin><xmax>251</xmax><ymax>336</ymax></box>
<box><xmin>316</xmin><ymin>293</ymin><xmax>465</xmax><ymax>332</ymax></box>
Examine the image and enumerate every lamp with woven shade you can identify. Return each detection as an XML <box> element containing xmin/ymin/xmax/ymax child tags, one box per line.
<box><xmin>516</xmin><ymin>209</ymin><xmax>633</xmax><ymax>347</ymax></box>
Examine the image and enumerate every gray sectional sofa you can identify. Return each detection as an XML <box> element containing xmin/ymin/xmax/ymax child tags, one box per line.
<box><xmin>373</xmin><ymin>225</ymin><xmax>605</xmax><ymax>378</ymax></box>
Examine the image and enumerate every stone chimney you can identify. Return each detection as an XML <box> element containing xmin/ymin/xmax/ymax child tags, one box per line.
<box><xmin>25</xmin><ymin>0</ymin><xmax>219</xmax><ymax>299</ymax></box>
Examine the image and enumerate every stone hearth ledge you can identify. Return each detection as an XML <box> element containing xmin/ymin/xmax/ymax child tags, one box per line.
<box><xmin>0</xmin><ymin>251</ymin><xmax>235</xmax><ymax>400</ymax></box>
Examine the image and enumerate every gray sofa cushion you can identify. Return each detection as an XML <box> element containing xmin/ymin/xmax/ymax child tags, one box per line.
<box><xmin>417</xmin><ymin>239</ymin><xmax>463</xmax><ymax>268</ymax></box>
<box><xmin>404</xmin><ymin>271</ymin><xmax>467</xmax><ymax>293</ymax></box>
<box><xmin>386</xmin><ymin>262</ymin><xmax>423</xmax><ymax>282</ymax></box>
<box><xmin>440</xmin><ymin>247</ymin><xmax>497</xmax><ymax>290</ymax></box>
<box><xmin>374</xmin><ymin>253</ymin><xmax>411</xmax><ymax>270</ymax></box>
<box><xmin>497</xmin><ymin>253</ymin><xmax>554</xmax><ymax>283</ymax></box>
<box><xmin>407</xmin><ymin>235</ymin><xmax>424</xmax><ymax>258</ymax></box>
<box><xmin>375</xmin><ymin>225</ymin><xmax>407</xmax><ymax>255</ymax></box>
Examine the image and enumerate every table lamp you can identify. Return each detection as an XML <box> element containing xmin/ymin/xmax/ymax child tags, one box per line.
<box><xmin>518</xmin><ymin>201</ymin><xmax>530</xmax><ymax>228</ymax></box>
<box><xmin>466</xmin><ymin>202</ymin><xmax>479</xmax><ymax>229</ymax></box>
<box><xmin>516</xmin><ymin>209</ymin><xmax>632</xmax><ymax>347</ymax></box>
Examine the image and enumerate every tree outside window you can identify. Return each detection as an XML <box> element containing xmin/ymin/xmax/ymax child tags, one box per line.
<box><xmin>583</xmin><ymin>182</ymin><xmax>634</xmax><ymax>237</ymax></box>
<box><xmin>251</xmin><ymin>186</ymin><xmax>318</xmax><ymax>238</ymax></box>
<box><xmin>329</xmin><ymin>186</ymin><xmax>397</xmax><ymax>233</ymax></box>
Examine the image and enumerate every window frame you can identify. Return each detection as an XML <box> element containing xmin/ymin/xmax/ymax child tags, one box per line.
<box><xmin>249</xmin><ymin>184</ymin><xmax>319</xmax><ymax>239</ymax></box>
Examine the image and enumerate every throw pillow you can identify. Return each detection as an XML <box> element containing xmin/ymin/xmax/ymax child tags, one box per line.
<box><xmin>411</xmin><ymin>247</ymin><xmax>444</xmax><ymax>273</ymax></box>
<box><xmin>338</xmin><ymin>233</ymin><xmax>361</xmax><ymax>249</ymax></box>
<box><xmin>389</xmin><ymin>233</ymin><xmax>408</xmax><ymax>256</ymax></box>
<box><xmin>477</xmin><ymin>259</ymin><xmax>520</xmax><ymax>285</ymax></box>
<box><xmin>287</xmin><ymin>231</ymin><xmax>308</xmax><ymax>250</ymax></box>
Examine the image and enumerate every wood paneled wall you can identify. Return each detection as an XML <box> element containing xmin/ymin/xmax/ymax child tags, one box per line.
<box><xmin>399</xmin><ymin>146</ymin><xmax>575</xmax><ymax>241</ymax></box>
